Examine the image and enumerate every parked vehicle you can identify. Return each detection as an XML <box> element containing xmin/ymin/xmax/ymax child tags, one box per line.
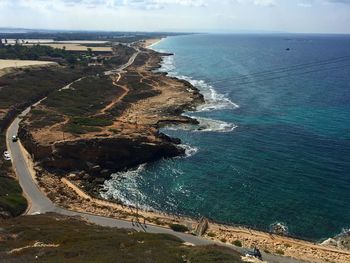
<box><xmin>3</xmin><ymin>151</ymin><xmax>11</xmax><ymax>161</ymax></box>
<box><xmin>12</xmin><ymin>135</ymin><xmax>18</xmax><ymax>142</ymax></box>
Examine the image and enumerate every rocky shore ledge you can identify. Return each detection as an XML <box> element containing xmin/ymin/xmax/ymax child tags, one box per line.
<box><xmin>18</xmin><ymin>44</ymin><xmax>204</xmax><ymax>190</ymax></box>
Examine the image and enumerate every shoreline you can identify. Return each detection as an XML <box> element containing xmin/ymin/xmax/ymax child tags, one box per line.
<box><xmin>144</xmin><ymin>37</ymin><xmax>164</xmax><ymax>48</ymax></box>
<box><xmin>14</xmin><ymin>37</ymin><xmax>350</xmax><ymax>262</ymax></box>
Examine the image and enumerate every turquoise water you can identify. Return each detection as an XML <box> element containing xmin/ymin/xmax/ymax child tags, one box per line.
<box><xmin>102</xmin><ymin>34</ymin><xmax>350</xmax><ymax>240</ymax></box>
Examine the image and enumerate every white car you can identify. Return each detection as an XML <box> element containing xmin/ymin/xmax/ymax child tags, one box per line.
<box><xmin>3</xmin><ymin>151</ymin><xmax>11</xmax><ymax>161</ymax></box>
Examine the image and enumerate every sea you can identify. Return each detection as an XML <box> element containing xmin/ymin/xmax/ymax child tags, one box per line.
<box><xmin>101</xmin><ymin>34</ymin><xmax>350</xmax><ymax>241</ymax></box>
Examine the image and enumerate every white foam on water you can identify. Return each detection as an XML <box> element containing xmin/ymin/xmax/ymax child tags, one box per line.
<box><xmin>334</xmin><ymin>228</ymin><xmax>350</xmax><ymax>238</ymax></box>
<box><xmin>100</xmin><ymin>42</ymin><xmax>239</xmax><ymax>208</ymax></box>
<box><xmin>166</xmin><ymin>116</ymin><xmax>237</xmax><ymax>133</ymax></box>
<box><xmin>157</xmin><ymin>55</ymin><xmax>239</xmax><ymax>112</ymax></box>
<box><xmin>100</xmin><ymin>164</ymin><xmax>154</xmax><ymax>211</ymax></box>
<box><xmin>178</xmin><ymin>144</ymin><xmax>199</xmax><ymax>157</ymax></box>
<box><xmin>193</xmin><ymin>116</ymin><xmax>237</xmax><ymax>132</ymax></box>
<box><xmin>270</xmin><ymin>222</ymin><xmax>289</xmax><ymax>235</ymax></box>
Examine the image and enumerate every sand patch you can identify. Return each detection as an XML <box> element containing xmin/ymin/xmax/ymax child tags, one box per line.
<box><xmin>0</xmin><ymin>59</ymin><xmax>56</xmax><ymax>71</ymax></box>
<box><xmin>24</xmin><ymin>43</ymin><xmax>112</xmax><ymax>52</ymax></box>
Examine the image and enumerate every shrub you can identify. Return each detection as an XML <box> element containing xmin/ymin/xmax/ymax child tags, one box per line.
<box><xmin>207</xmin><ymin>232</ymin><xmax>216</xmax><ymax>238</ymax></box>
<box><xmin>169</xmin><ymin>224</ymin><xmax>189</xmax><ymax>232</ymax></box>
<box><xmin>275</xmin><ymin>249</ymin><xmax>285</xmax><ymax>255</ymax></box>
<box><xmin>64</xmin><ymin>122</ymin><xmax>101</xmax><ymax>134</ymax></box>
<box><xmin>220</xmin><ymin>238</ymin><xmax>227</xmax><ymax>243</ymax></box>
<box><xmin>71</xmin><ymin>117</ymin><xmax>113</xmax><ymax>127</ymax></box>
<box><xmin>232</xmin><ymin>240</ymin><xmax>242</xmax><ymax>247</ymax></box>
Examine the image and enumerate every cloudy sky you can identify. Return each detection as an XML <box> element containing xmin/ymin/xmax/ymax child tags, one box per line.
<box><xmin>0</xmin><ymin>0</ymin><xmax>349</xmax><ymax>33</ymax></box>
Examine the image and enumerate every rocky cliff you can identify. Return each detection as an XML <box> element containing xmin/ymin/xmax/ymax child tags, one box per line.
<box><xmin>19</xmin><ymin>123</ymin><xmax>184</xmax><ymax>178</ymax></box>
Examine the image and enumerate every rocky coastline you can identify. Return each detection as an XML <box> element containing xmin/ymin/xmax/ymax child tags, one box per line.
<box><xmin>18</xmin><ymin>45</ymin><xmax>205</xmax><ymax>190</ymax></box>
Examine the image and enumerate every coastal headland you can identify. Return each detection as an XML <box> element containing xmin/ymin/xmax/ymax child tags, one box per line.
<box><xmin>18</xmin><ymin>41</ymin><xmax>204</xmax><ymax>181</ymax></box>
<box><xmin>1</xmin><ymin>36</ymin><xmax>349</xmax><ymax>263</ymax></box>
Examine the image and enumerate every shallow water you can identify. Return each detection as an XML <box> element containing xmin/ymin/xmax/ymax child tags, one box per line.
<box><xmin>102</xmin><ymin>34</ymin><xmax>350</xmax><ymax>240</ymax></box>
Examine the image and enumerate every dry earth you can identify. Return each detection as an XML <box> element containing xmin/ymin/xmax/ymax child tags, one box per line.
<box><xmin>0</xmin><ymin>59</ymin><xmax>56</xmax><ymax>71</ymax></box>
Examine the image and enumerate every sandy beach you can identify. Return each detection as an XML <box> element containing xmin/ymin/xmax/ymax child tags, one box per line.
<box><xmin>143</xmin><ymin>38</ymin><xmax>164</xmax><ymax>48</ymax></box>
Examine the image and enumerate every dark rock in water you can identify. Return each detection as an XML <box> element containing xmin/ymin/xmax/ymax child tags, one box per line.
<box><xmin>158</xmin><ymin>132</ymin><xmax>181</xmax><ymax>144</ymax></box>
<box><xmin>91</xmin><ymin>165</ymin><xmax>101</xmax><ymax>173</ymax></box>
<box><xmin>82</xmin><ymin>174</ymin><xmax>91</xmax><ymax>180</ymax></box>
<box><xmin>94</xmin><ymin>178</ymin><xmax>105</xmax><ymax>184</ymax></box>
<box><xmin>270</xmin><ymin>222</ymin><xmax>288</xmax><ymax>235</ymax></box>
<box><xmin>100</xmin><ymin>169</ymin><xmax>110</xmax><ymax>177</ymax></box>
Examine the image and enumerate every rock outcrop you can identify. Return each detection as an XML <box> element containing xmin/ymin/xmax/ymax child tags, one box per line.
<box><xmin>19</xmin><ymin>123</ymin><xmax>184</xmax><ymax>178</ymax></box>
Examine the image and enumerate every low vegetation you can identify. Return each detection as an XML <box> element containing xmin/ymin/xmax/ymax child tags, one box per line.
<box><xmin>0</xmin><ymin>44</ymin><xmax>82</xmax><ymax>64</ymax></box>
<box><xmin>0</xmin><ymin>67</ymin><xmax>91</xmax><ymax>110</ymax></box>
<box><xmin>275</xmin><ymin>248</ymin><xmax>285</xmax><ymax>255</ymax></box>
<box><xmin>44</xmin><ymin>75</ymin><xmax>122</xmax><ymax>117</ymax></box>
<box><xmin>0</xmin><ymin>66</ymin><xmax>100</xmax><ymax>217</ymax></box>
<box><xmin>0</xmin><ymin>133</ymin><xmax>27</xmax><ymax>217</ymax></box>
<box><xmin>0</xmin><ymin>177</ymin><xmax>27</xmax><ymax>217</ymax></box>
<box><xmin>207</xmin><ymin>232</ymin><xmax>216</xmax><ymax>238</ymax></box>
<box><xmin>28</xmin><ymin>109</ymin><xmax>65</xmax><ymax>129</ymax></box>
<box><xmin>232</xmin><ymin>240</ymin><xmax>242</xmax><ymax>247</ymax></box>
<box><xmin>0</xmin><ymin>214</ymin><xmax>243</xmax><ymax>263</ymax></box>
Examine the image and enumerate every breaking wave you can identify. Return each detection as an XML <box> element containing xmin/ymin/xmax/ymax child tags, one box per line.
<box><xmin>178</xmin><ymin>144</ymin><xmax>199</xmax><ymax>157</ymax></box>
<box><xmin>270</xmin><ymin>222</ymin><xmax>289</xmax><ymax>235</ymax></box>
<box><xmin>100</xmin><ymin>164</ymin><xmax>153</xmax><ymax>210</ymax></box>
<box><xmin>166</xmin><ymin>116</ymin><xmax>237</xmax><ymax>133</ymax></box>
<box><xmin>158</xmin><ymin>55</ymin><xmax>239</xmax><ymax>112</ymax></box>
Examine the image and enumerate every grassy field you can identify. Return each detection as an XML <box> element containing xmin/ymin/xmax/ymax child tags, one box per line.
<box><xmin>41</xmin><ymin>75</ymin><xmax>124</xmax><ymax>135</ymax></box>
<box><xmin>0</xmin><ymin>213</ymin><xmax>243</xmax><ymax>263</ymax></box>
<box><xmin>0</xmin><ymin>67</ymin><xmax>92</xmax><ymax>110</ymax></box>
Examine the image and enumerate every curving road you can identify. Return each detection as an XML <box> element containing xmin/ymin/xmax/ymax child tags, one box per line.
<box><xmin>4</xmin><ymin>48</ymin><xmax>304</xmax><ymax>263</ymax></box>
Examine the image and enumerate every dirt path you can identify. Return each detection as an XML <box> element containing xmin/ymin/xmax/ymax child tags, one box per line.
<box><xmin>98</xmin><ymin>74</ymin><xmax>129</xmax><ymax>115</ymax></box>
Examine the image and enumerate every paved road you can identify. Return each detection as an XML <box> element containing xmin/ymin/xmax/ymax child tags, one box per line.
<box><xmin>4</xmin><ymin>49</ymin><xmax>305</xmax><ymax>263</ymax></box>
<box><xmin>105</xmin><ymin>49</ymin><xmax>139</xmax><ymax>76</ymax></box>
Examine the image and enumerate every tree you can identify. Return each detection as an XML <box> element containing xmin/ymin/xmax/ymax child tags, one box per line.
<box><xmin>0</xmin><ymin>39</ymin><xmax>3</xmax><ymax>47</ymax></box>
<box><xmin>87</xmin><ymin>48</ymin><xmax>93</xmax><ymax>56</ymax></box>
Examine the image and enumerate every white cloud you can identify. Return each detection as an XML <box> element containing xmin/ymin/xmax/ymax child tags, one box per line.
<box><xmin>234</xmin><ymin>0</ymin><xmax>276</xmax><ymax>7</ymax></box>
<box><xmin>297</xmin><ymin>0</ymin><xmax>313</xmax><ymax>7</ymax></box>
<box><xmin>253</xmin><ymin>0</ymin><xmax>276</xmax><ymax>6</ymax></box>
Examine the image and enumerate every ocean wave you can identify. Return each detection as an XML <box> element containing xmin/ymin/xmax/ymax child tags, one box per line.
<box><xmin>166</xmin><ymin>116</ymin><xmax>237</xmax><ymax>133</ymax></box>
<box><xmin>178</xmin><ymin>144</ymin><xmax>199</xmax><ymax>157</ymax></box>
<box><xmin>158</xmin><ymin>55</ymin><xmax>239</xmax><ymax>112</ymax></box>
<box><xmin>270</xmin><ymin>222</ymin><xmax>289</xmax><ymax>235</ymax></box>
<box><xmin>100</xmin><ymin>164</ymin><xmax>154</xmax><ymax>210</ymax></box>
<box><xmin>194</xmin><ymin>116</ymin><xmax>237</xmax><ymax>132</ymax></box>
<box><xmin>334</xmin><ymin>228</ymin><xmax>350</xmax><ymax>238</ymax></box>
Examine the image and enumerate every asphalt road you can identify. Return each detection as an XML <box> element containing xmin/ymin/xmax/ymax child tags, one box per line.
<box><xmin>4</xmin><ymin>50</ymin><xmax>305</xmax><ymax>263</ymax></box>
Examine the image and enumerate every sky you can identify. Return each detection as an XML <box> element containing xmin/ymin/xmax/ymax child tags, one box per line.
<box><xmin>0</xmin><ymin>0</ymin><xmax>350</xmax><ymax>34</ymax></box>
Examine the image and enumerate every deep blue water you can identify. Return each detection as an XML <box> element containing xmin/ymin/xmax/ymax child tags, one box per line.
<box><xmin>103</xmin><ymin>34</ymin><xmax>350</xmax><ymax>240</ymax></box>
